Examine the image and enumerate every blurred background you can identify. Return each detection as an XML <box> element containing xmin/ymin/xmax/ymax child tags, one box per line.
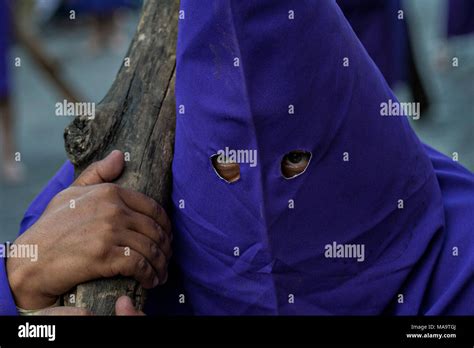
<box><xmin>0</xmin><ymin>0</ymin><xmax>473</xmax><ymax>242</ymax></box>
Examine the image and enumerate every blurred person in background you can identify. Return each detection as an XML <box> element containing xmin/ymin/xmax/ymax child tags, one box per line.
<box><xmin>64</xmin><ymin>0</ymin><xmax>141</xmax><ymax>54</ymax></box>
<box><xmin>337</xmin><ymin>0</ymin><xmax>409</xmax><ymax>89</ymax></box>
<box><xmin>0</xmin><ymin>0</ymin><xmax>24</xmax><ymax>183</ymax></box>
<box><xmin>337</xmin><ymin>0</ymin><xmax>430</xmax><ymax>114</ymax></box>
<box><xmin>447</xmin><ymin>0</ymin><xmax>474</xmax><ymax>37</ymax></box>
<box><xmin>436</xmin><ymin>0</ymin><xmax>474</xmax><ymax>70</ymax></box>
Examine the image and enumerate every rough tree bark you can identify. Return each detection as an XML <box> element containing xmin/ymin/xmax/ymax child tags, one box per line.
<box><xmin>62</xmin><ymin>0</ymin><xmax>179</xmax><ymax>315</ymax></box>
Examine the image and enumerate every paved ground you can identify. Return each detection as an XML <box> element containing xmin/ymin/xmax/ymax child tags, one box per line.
<box><xmin>0</xmin><ymin>12</ymin><xmax>139</xmax><ymax>242</ymax></box>
<box><xmin>0</xmin><ymin>2</ymin><xmax>473</xmax><ymax>243</ymax></box>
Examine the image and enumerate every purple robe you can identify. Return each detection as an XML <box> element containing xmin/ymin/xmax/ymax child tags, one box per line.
<box><xmin>1</xmin><ymin>0</ymin><xmax>473</xmax><ymax>315</ymax></box>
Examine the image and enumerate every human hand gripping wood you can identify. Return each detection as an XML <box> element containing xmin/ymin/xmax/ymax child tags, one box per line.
<box><xmin>62</xmin><ymin>0</ymin><xmax>178</xmax><ymax>315</ymax></box>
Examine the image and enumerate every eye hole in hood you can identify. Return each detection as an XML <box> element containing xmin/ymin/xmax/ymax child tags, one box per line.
<box><xmin>281</xmin><ymin>150</ymin><xmax>312</xmax><ymax>179</ymax></box>
<box><xmin>211</xmin><ymin>154</ymin><xmax>241</xmax><ymax>183</ymax></box>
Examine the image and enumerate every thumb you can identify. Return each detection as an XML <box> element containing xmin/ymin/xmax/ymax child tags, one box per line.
<box><xmin>72</xmin><ymin>150</ymin><xmax>124</xmax><ymax>186</ymax></box>
<box><xmin>37</xmin><ymin>306</ymin><xmax>93</xmax><ymax>316</ymax></box>
<box><xmin>115</xmin><ymin>296</ymin><xmax>145</xmax><ymax>316</ymax></box>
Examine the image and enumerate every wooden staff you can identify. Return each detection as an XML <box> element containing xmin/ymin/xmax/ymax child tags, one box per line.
<box><xmin>62</xmin><ymin>0</ymin><xmax>178</xmax><ymax>315</ymax></box>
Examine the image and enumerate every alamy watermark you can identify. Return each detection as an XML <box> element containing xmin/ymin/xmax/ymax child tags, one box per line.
<box><xmin>0</xmin><ymin>242</ymin><xmax>38</xmax><ymax>262</ymax></box>
<box><xmin>216</xmin><ymin>146</ymin><xmax>258</xmax><ymax>167</ymax></box>
<box><xmin>324</xmin><ymin>241</ymin><xmax>365</xmax><ymax>262</ymax></box>
<box><xmin>18</xmin><ymin>322</ymin><xmax>55</xmax><ymax>341</ymax></box>
<box><xmin>380</xmin><ymin>99</ymin><xmax>420</xmax><ymax>120</ymax></box>
<box><xmin>55</xmin><ymin>99</ymin><xmax>95</xmax><ymax>120</ymax></box>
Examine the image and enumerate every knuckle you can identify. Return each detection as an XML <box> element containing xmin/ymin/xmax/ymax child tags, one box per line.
<box><xmin>99</xmin><ymin>183</ymin><xmax>119</xmax><ymax>197</ymax></box>
<box><xmin>154</xmin><ymin>224</ymin><xmax>162</xmax><ymax>244</ymax></box>
<box><xmin>101</xmin><ymin>220</ymin><xmax>117</xmax><ymax>237</ymax></box>
<box><xmin>156</xmin><ymin>224</ymin><xmax>167</xmax><ymax>245</ymax></box>
<box><xmin>85</xmin><ymin>162</ymin><xmax>99</xmax><ymax>174</ymax></box>
<box><xmin>150</xmin><ymin>200</ymin><xmax>161</xmax><ymax>219</ymax></box>
<box><xmin>135</xmin><ymin>256</ymin><xmax>148</xmax><ymax>274</ymax></box>
<box><xmin>160</xmin><ymin>235</ymin><xmax>172</xmax><ymax>258</ymax></box>
<box><xmin>95</xmin><ymin>237</ymin><xmax>112</xmax><ymax>260</ymax></box>
<box><xmin>103</xmin><ymin>203</ymin><xmax>124</xmax><ymax>221</ymax></box>
<box><xmin>118</xmin><ymin>258</ymin><xmax>134</xmax><ymax>277</ymax></box>
<box><xmin>149</xmin><ymin>242</ymin><xmax>159</xmax><ymax>258</ymax></box>
<box><xmin>107</xmin><ymin>258</ymin><xmax>120</xmax><ymax>277</ymax></box>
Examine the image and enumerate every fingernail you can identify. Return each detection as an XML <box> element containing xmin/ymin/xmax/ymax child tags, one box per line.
<box><xmin>153</xmin><ymin>276</ymin><xmax>160</xmax><ymax>287</ymax></box>
<box><xmin>151</xmin><ymin>243</ymin><xmax>159</xmax><ymax>256</ymax></box>
<box><xmin>109</xmin><ymin>150</ymin><xmax>122</xmax><ymax>158</ymax></box>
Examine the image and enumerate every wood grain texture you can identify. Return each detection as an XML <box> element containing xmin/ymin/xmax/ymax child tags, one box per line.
<box><xmin>62</xmin><ymin>0</ymin><xmax>178</xmax><ymax>315</ymax></box>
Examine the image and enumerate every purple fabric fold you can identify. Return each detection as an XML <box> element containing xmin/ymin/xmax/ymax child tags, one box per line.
<box><xmin>337</xmin><ymin>0</ymin><xmax>409</xmax><ymax>87</ymax></box>
<box><xmin>1</xmin><ymin>0</ymin><xmax>473</xmax><ymax>316</ymax></box>
<box><xmin>172</xmin><ymin>0</ymin><xmax>473</xmax><ymax>315</ymax></box>
<box><xmin>0</xmin><ymin>257</ymin><xmax>17</xmax><ymax>315</ymax></box>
